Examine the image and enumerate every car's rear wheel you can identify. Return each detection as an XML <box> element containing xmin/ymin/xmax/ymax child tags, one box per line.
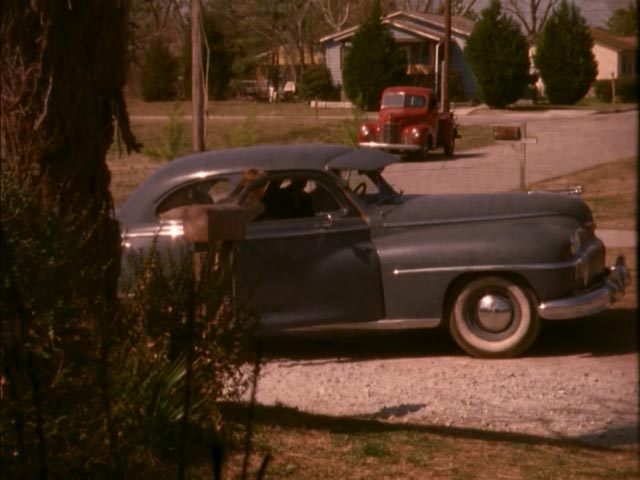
<box><xmin>449</xmin><ymin>276</ymin><xmax>540</xmax><ymax>358</ymax></box>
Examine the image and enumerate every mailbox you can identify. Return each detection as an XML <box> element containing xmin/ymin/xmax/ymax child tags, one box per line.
<box><xmin>182</xmin><ymin>204</ymin><xmax>246</xmax><ymax>243</ymax></box>
<box><xmin>493</xmin><ymin>126</ymin><xmax>522</xmax><ymax>141</ymax></box>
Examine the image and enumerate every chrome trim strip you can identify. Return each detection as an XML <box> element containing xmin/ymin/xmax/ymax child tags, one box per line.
<box><xmin>358</xmin><ymin>141</ymin><xmax>421</xmax><ymax>151</ymax></box>
<box><xmin>383</xmin><ymin>211</ymin><xmax>558</xmax><ymax>229</ymax></box>
<box><xmin>393</xmin><ymin>259</ymin><xmax>579</xmax><ymax>276</ymax></box>
<box><xmin>284</xmin><ymin>317</ymin><xmax>441</xmax><ymax>332</ymax></box>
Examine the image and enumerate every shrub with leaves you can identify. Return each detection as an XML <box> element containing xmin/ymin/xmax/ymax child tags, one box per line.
<box><xmin>299</xmin><ymin>65</ymin><xmax>340</xmax><ymax>101</ymax></box>
<box><xmin>595</xmin><ymin>76</ymin><xmax>639</xmax><ymax>103</ymax></box>
<box><xmin>144</xmin><ymin>105</ymin><xmax>189</xmax><ymax>161</ymax></box>
<box><xmin>342</xmin><ymin>0</ymin><xmax>408</xmax><ymax>110</ymax></box>
<box><xmin>534</xmin><ymin>0</ymin><xmax>597</xmax><ymax>105</ymax></box>
<box><xmin>114</xmin><ymin>241</ymin><xmax>256</xmax><ymax>467</ymax></box>
<box><xmin>141</xmin><ymin>37</ymin><xmax>179</xmax><ymax>102</ymax></box>
<box><xmin>1</xmin><ymin>169</ymin><xmax>117</xmax><ymax>477</ymax></box>
<box><xmin>464</xmin><ymin>0</ymin><xmax>530</xmax><ymax>107</ymax></box>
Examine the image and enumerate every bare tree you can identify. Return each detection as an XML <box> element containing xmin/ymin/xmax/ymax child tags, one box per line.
<box><xmin>396</xmin><ymin>0</ymin><xmax>437</xmax><ymax>12</ymax></box>
<box><xmin>314</xmin><ymin>0</ymin><xmax>355</xmax><ymax>31</ymax></box>
<box><xmin>129</xmin><ymin>0</ymin><xmax>189</xmax><ymax>58</ymax></box>
<box><xmin>226</xmin><ymin>0</ymin><xmax>322</xmax><ymax>83</ymax></box>
<box><xmin>503</xmin><ymin>0</ymin><xmax>558</xmax><ymax>43</ymax></box>
<box><xmin>398</xmin><ymin>0</ymin><xmax>477</xmax><ymax>16</ymax></box>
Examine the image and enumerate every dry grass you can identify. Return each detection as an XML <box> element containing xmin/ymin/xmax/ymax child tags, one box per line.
<box><xmin>192</xmin><ymin>404</ymin><xmax>639</xmax><ymax>480</ymax></box>
<box><xmin>529</xmin><ymin>157</ymin><xmax>638</xmax><ymax>230</ymax></box>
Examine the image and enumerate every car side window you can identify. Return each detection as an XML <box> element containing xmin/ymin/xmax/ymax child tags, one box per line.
<box><xmin>245</xmin><ymin>175</ymin><xmax>342</xmax><ymax>222</ymax></box>
<box><xmin>156</xmin><ymin>178</ymin><xmax>232</xmax><ymax>220</ymax></box>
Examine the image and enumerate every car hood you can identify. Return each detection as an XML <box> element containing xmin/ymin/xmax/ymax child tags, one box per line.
<box><xmin>379</xmin><ymin>192</ymin><xmax>592</xmax><ymax>227</ymax></box>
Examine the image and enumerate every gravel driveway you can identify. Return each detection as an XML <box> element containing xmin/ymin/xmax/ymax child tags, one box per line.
<box><xmin>252</xmin><ymin>312</ymin><xmax>638</xmax><ymax>450</ymax></box>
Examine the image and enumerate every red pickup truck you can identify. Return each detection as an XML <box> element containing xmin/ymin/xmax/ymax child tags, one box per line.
<box><xmin>358</xmin><ymin>86</ymin><xmax>458</xmax><ymax>159</ymax></box>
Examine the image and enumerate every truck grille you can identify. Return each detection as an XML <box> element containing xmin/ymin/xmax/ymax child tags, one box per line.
<box><xmin>381</xmin><ymin>121</ymin><xmax>400</xmax><ymax>143</ymax></box>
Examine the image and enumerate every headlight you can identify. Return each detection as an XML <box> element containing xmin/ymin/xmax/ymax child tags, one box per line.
<box><xmin>410</xmin><ymin>127</ymin><xmax>421</xmax><ymax>140</ymax></box>
<box><xmin>360</xmin><ymin>125</ymin><xmax>370</xmax><ymax>138</ymax></box>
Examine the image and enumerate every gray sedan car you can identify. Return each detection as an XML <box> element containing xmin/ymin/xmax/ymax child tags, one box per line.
<box><xmin>117</xmin><ymin>144</ymin><xmax>628</xmax><ymax>358</ymax></box>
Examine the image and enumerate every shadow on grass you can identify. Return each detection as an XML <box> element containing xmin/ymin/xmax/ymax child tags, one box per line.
<box><xmin>220</xmin><ymin>401</ymin><xmax>636</xmax><ymax>452</ymax></box>
<box><xmin>260</xmin><ymin>308</ymin><xmax>637</xmax><ymax>362</ymax></box>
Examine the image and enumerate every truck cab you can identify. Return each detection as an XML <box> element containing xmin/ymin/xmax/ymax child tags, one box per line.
<box><xmin>358</xmin><ymin>86</ymin><xmax>458</xmax><ymax>159</ymax></box>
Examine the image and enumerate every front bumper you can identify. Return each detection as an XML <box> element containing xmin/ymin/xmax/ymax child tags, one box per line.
<box><xmin>359</xmin><ymin>141</ymin><xmax>421</xmax><ymax>153</ymax></box>
<box><xmin>538</xmin><ymin>255</ymin><xmax>630</xmax><ymax>320</ymax></box>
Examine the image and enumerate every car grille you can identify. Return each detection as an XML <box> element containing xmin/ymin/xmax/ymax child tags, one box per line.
<box><xmin>381</xmin><ymin>121</ymin><xmax>400</xmax><ymax>143</ymax></box>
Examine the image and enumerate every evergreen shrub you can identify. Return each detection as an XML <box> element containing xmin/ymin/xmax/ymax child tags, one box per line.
<box><xmin>464</xmin><ymin>0</ymin><xmax>530</xmax><ymax>107</ymax></box>
<box><xmin>535</xmin><ymin>0</ymin><xmax>597</xmax><ymax>105</ymax></box>
<box><xmin>299</xmin><ymin>65</ymin><xmax>340</xmax><ymax>101</ymax></box>
<box><xmin>342</xmin><ymin>0</ymin><xmax>408</xmax><ymax>110</ymax></box>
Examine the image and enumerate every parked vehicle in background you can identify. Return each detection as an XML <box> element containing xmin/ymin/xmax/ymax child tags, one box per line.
<box><xmin>358</xmin><ymin>86</ymin><xmax>459</xmax><ymax>159</ymax></box>
<box><xmin>117</xmin><ymin>144</ymin><xmax>629</xmax><ymax>358</ymax></box>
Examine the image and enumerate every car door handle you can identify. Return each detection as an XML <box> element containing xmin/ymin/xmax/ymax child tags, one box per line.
<box><xmin>315</xmin><ymin>212</ymin><xmax>334</xmax><ymax>229</ymax></box>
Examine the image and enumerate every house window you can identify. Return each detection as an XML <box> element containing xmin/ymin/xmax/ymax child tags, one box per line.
<box><xmin>621</xmin><ymin>53</ymin><xmax>636</xmax><ymax>76</ymax></box>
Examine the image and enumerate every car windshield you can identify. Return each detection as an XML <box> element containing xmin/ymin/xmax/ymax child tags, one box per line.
<box><xmin>381</xmin><ymin>93</ymin><xmax>425</xmax><ymax>108</ymax></box>
<box><xmin>339</xmin><ymin>169</ymin><xmax>402</xmax><ymax>205</ymax></box>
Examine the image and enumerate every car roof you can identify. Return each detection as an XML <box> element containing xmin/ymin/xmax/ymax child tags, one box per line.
<box><xmin>118</xmin><ymin>144</ymin><xmax>397</xmax><ymax>225</ymax></box>
<box><xmin>383</xmin><ymin>86</ymin><xmax>434</xmax><ymax>96</ymax></box>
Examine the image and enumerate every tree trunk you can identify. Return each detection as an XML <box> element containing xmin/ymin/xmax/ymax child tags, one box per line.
<box><xmin>1</xmin><ymin>1</ymin><xmax>138</xmax><ymax>475</ymax></box>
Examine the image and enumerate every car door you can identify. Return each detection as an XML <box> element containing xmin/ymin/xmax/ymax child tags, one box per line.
<box><xmin>234</xmin><ymin>171</ymin><xmax>384</xmax><ymax>330</ymax></box>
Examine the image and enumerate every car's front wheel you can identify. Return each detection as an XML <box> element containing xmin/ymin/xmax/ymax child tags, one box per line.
<box><xmin>449</xmin><ymin>276</ymin><xmax>540</xmax><ymax>358</ymax></box>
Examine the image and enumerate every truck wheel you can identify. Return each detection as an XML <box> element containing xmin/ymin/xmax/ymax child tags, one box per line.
<box><xmin>449</xmin><ymin>276</ymin><xmax>540</xmax><ymax>358</ymax></box>
<box><xmin>420</xmin><ymin>136</ymin><xmax>432</xmax><ymax>160</ymax></box>
<box><xmin>444</xmin><ymin>132</ymin><xmax>455</xmax><ymax>157</ymax></box>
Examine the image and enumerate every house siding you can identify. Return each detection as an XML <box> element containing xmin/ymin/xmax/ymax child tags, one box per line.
<box><xmin>593</xmin><ymin>44</ymin><xmax>619</xmax><ymax>79</ymax></box>
<box><xmin>324</xmin><ymin>41</ymin><xmax>343</xmax><ymax>86</ymax></box>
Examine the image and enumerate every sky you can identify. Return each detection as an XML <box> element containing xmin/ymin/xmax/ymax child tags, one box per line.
<box><xmin>468</xmin><ymin>0</ymin><xmax>632</xmax><ymax>28</ymax></box>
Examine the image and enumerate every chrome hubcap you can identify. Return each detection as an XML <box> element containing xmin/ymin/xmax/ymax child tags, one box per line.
<box><xmin>475</xmin><ymin>294</ymin><xmax>513</xmax><ymax>332</ymax></box>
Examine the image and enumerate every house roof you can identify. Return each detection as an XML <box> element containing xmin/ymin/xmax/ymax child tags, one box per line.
<box><xmin>320</xmin><ymin>10</ymin><xmax>474</xmax><ymax>44</ymax></box>
<box><xmin>590</xmin><ymin>27</ymin><xmax>638</xmax><ymax>52</ymax></box>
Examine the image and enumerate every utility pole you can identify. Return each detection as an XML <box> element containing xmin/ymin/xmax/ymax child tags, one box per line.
<box><xmin>442</xmin><ymin>0</ymin><xmax>451</xmax><ymax>116</ymax></box>
<box><xmin>191</xmin><ymin>0</ymin><xmax>205</xmax><ymax>152</ymax></box>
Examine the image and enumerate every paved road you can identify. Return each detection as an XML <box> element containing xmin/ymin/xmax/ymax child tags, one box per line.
<box><xmin>384</xmin><ymin>109</ymin><xmax>638</xmax><ymax>194</ymax></box>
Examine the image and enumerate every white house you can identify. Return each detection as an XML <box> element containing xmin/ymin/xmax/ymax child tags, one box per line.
<box><xmin>590</xmin><ymin>27</ymin><xmax>637</xmax><ymax>80</ymax></box>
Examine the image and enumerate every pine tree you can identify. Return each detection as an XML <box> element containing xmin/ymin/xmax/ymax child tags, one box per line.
<box><xmin>534</xmin><ymin>0</ymin><xmax>598</xmax><ymax>105</ymax></box>
<box><xmin>464</xmin><ymin>0</ymin><xmax>530</xmax><ymax>108</ymax></box>
<box><xmin>342</xmin><ymin>0</ymin><xmax>408</xmax><ymax>110</ymax></box>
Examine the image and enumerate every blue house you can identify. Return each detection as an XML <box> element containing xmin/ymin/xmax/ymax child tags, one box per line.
<box><xmin>319</xmin><ymin>11</ymin><xmax>477</xmax><ymax>100</ymax></box>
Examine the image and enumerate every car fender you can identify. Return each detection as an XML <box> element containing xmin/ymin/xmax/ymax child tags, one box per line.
<box><xmin>371</xmin><ymin>215</ymin><xmax>585</xmax><ymax>321</ymax></box>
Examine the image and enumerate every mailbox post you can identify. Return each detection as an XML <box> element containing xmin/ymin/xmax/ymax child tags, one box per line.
<box><xmin>493</xmin><ymin>123</ymin><xmax>538</xmax><ymax>191</ymax></box>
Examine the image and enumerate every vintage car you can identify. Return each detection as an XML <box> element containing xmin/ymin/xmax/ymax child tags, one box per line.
<box><xmin>358</xmin><ymin>86</ymin><xmax>458</xmax><ymax>158</ymax></box>
<box><xmin>117</xmin><ymin>144</ymin><xmax>629</xmax><ymax>358</ymax></box>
